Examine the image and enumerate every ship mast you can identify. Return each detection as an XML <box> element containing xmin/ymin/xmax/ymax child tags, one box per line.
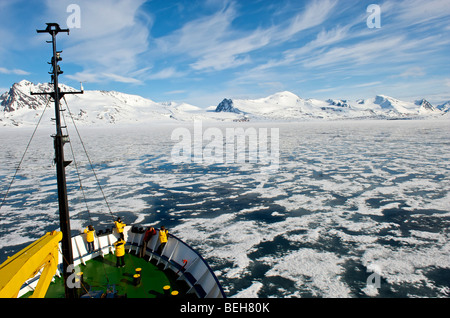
<box><xmin>32</xmin><ymin>23</ymin><xmax>83</xmax><ymax>298</ymax></box>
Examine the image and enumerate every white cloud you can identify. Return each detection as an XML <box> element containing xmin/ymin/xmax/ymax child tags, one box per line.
<box><xmin>44</xmin><ymin>0</ymin><xmax>151</xmax><ymax>83</ymax></box>
<box><xmin>353</xmin><ymin>81</ymin><xmax>382</xmax><ymax>88</ymax></box>
<box><xmin>0</xmin><ymin>67</ymin><xmax>30</xmax><ymax>76</ymax></box>
<box><xmin>311</xmin><ymin>86</ymin><xmax>340</xmax><ymax>94</ymax></box>
<box><xmin>445</xmin><ymin>78</ymin><xmax>450</xmax><ymax>88</ymax></box>
<box><xmin>154</xmin><ymin>3</ymin><xmax>242</xmax><ymax>71</ymax></box>
<box><xmin>245</xmin><ymin>0</ymin><xmax>450</xmax><ymax>87</ymax></box>
<box><xmin>29</xmin><ymin>0</ymin><xmax>450</xmax><ymax>104</ymax></box>
<box><xmin>65</xmin><ymin>71</ymin><xmax>102</xmax><ymax>83</ymax></box>
<box><xmin>280</xmin><ymin>0</ymin><xmax>338</xmax><ymax>40</ymax></box>
<box><xmin>65</xmin><ymin>71</ymin><xmax>142</xmax><ymax>84</ymax></box>
<box><xmin>302</xmin><ymin>35</ymin><xmax>406</xmax><ymax>68</ymax></box>
<box><xmin>276</xmin><ymin>25</ymin><xmax>351</xmax><ymax>68</ymax></box>
<box><xmin>397</xmin><ymin>67</ymin><xmax>426</xmax><ymax>78</ymax></box>
<box><xmin>164</xmin><ymin>90</ymin><xmax>187</xmax><ymax>95</ymax></box>
<box><xmin>102</xmin><ymin>73</ymin><xmax>142</xmax><ymax>84</ymax></box>
<box><xmin>147</xmin><ymin>67</ymin><xmax>185</xmax><ymax>80</ymax></box>
<box><xmin>301</xmin><ymin>29</ymin><xmax>449</xmax><ymax>71</ymax></box>
<box><xmin>389</xmin><ymin>0</ymin><xmax>450</xmax><ymax>26</ymax></box>
<box><xmin>153</xmin><ymin>0</ymin><xmax>339</xmax><ymax>72</ymax></box>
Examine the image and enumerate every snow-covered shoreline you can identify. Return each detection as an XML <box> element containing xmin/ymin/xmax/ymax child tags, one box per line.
<box><xmin>1</xmin><ymin>80</ymin><xmax>448</xmax><ymax>128</ymax></box>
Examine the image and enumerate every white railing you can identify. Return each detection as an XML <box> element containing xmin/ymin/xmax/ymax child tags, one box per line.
<box><xmin>18</xmin><ymin>226</ymin><xmax>225</xmax><ymax>298</ymax></box>
<box><xmin>125</xmin><ymin>226</ymin><xmax>226</xmax><ymax>298</ymax></box>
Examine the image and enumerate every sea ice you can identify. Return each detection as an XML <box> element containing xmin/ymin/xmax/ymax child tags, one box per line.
<box><xmin>1</xmin><ymin>120</ymin><xmax>449</xmax><ymax>298</ymax></box>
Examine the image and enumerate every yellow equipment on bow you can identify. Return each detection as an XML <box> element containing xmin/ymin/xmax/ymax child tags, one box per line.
<box><xmin>0</xmin><ymin>231</ymin><xmax>62</xmax><ymax>298</ymax></box>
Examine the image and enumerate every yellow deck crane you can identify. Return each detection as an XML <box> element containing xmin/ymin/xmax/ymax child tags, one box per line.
<box><xmin>0</xmin><ymin>231</ymin><xmax>62</xmax><ymax>298</ymax></box>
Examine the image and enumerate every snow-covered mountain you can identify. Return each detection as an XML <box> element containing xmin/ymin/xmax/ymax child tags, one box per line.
<box><xmin>436</xmin><ymin>101</ymin><xmax>450</xmax><ymax>113</ymax></box>
<box><xmin>216</xmin><ymin>91</ymin><xmax>447</xmax><ymax>121</ymax></box>
<box><xmin>215</xmin><ymin>98</ymin><xmax>241</xmax><ymax>114</ymax></box>
<box><xmin>1</xmin><ymin>81</ymin><xmax>448</xmax><ymax>127</ymax></box>
<box><xmin>0</xmin><ymin>80</ymin><xmax>233</xmax><ymax>126</ymax></box>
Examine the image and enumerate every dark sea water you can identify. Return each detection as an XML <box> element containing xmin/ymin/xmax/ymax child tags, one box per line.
<box><xmin>1</xmin><ymin>120</ymin><xmax>449</xmax><ymax>298</ymax></box>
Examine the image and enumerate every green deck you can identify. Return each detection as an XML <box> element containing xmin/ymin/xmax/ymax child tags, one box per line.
<box><xmin>43</xmin><ymin>253</ymin><xmax>191</xmax><ymax>298</ymax></box>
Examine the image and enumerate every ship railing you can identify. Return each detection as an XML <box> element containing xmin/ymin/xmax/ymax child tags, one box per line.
<box><xmin>124</xmin><ymin>225</ymin><xmax>226</xmax><ymax>298</ymax></box>
<box><xmin>19</xmin><ymin>225</ymin><xmax>225</xmax><ymax>298</ymax></box>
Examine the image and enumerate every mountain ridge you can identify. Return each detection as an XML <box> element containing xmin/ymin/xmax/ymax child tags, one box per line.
<box><xmin>217</xmin><ymin>91</ymin><xmax>448</xmax><ymax>121</ymax></box>
<box><xmin>1</xmin><ymin>80</ymin><xmax>448</xmax><ymax>127</ymax></box>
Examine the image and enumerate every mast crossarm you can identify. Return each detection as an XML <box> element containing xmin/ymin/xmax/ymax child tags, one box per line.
<box><xmin>31</xmin><ymin>91</ymin><xmax>84</xmax><ymax>99</ymax></box>
<box><xmin>36</xmin><ymin>23</ymin><xmax>69</xmax><ymax>35</ymax></box>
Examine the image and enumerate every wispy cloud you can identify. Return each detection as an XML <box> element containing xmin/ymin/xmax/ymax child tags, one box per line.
<box><xmin>44</xmin><ymin>0</ymin><xmax>151</xmax><ymax>84</ymax></box>
<box><xmin>244</xmin><ymin>0</ymin><xmax>449</xmax><ymax>98</ymax></box>
<box><xmin>353</xmin><ymin>81</ymin><xmax>382</xmax><ymax>88</ymax></box>
<box><xmin>0</xmin><ymin>67</ymin><xmax>30</xmax><ymax>76</ymax></box>
<box><xmin>164</xmin><ymin>90</ymin><xmax>187</xmax><ymax>95</ymax></box>
<box><xmin>257</xmin><ymin>25</ymin><xmax>352</xmax><ymax>71</ymax></box>
<box><xmin>397</xmin><ymin>67</ymin><xmax>426</xmax><ymax>78</ymax></box>
<box><xmin>303</xmin><ymin>35</ymin><xmax>406</xmax><ymax>68</ymax></box>
<box><xmin>147</xmin><ymin>67</ymin><xmax>185</xmax><ymax>80</ymax></box>
<box><xmin>102</xmin><ymin>73</ymin><xmax>143</xmax><ymax>84</ymax></box>
<box><xmin>1</xmin><ymin>0</ymin><xmax>449</xmax><ymax>106</ymax></box>
<box><xmin>384</xmin><ymin>0</ymin><xmax>450</xmax><ymax>26</ymax></box>
<box><xmin>153</xmin><ymin>0</ymin><xmax>339</xmax><ymax>73</ymax></box>
<box><xmin>66</xmin><ymin>72</ymin><xmax>142</xmax><ymax>84</ymax></box>
<box><xmin>154</xmin><ymin>3</ymin><xmax>246</xmax><ymax>71</ymax></box>
<box><xmin>150</xmin><ymin>0</ymin><xmax>449</xmax><ymax>104</ymax></box>
<box><xmin>311</xmin><ymin>87</ymin><xmax>341</xmax><ymax>94</ymax></box>
<box><xmin>279</xmin><ymin>0</ymin><xmax>338</xmax><ymax>40</ymax></box>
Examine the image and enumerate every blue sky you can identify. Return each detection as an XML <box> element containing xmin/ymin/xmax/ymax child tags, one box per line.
<box><xmin>1</xmin><ymin>0</ymin><xmax>450</xmax><ymax>107</ymax></box>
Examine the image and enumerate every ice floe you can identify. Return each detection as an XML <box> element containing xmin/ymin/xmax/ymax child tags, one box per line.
<box><xmin>0</xmin><ymin>120</ymin><xmax>449</xmax><ymax>297</ymax></box>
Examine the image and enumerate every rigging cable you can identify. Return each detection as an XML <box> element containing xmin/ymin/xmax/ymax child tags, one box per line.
<box><xmin>60</xmin><ymin>105</ymin><xmax>93</xmax><ymax>224</ymax></box>
<box><xmin>0</xmin><ymin>97</ymin><xmax>51</xmax><ymax>211</ymax></box>
<box><xmin>60</xmin><ymin>100</ymin><xmax>124</xmax><ymax>284</ymax></box>
<box><xmin>61</xmin><ymin>96</ymin><xmax>116</xmax><ymax>222</ymax></box>
<box><xmin>61</xmin><ymin>98</ymin><xmax>140</xmax><ymax>276</ymax></box>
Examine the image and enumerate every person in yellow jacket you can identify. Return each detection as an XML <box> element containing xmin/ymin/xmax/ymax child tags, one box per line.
<box><xmin>114</xmin><ymin>217</ymin><xmax>126</xmax><ymax>240</ymax></box>
<box><xmin>157</xmin><ymin>226</ymin><xmax>169</xmax><ymax>255</ymax></box>
<box><xmin>114</xmin><ymin>238</ymin><xmax>126</xmax><ymax>268</ymax></box>
<box><xmin>84</xmin><ymin>225</ymin><xmax>95</xmax><ymax>253</ymax></box>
